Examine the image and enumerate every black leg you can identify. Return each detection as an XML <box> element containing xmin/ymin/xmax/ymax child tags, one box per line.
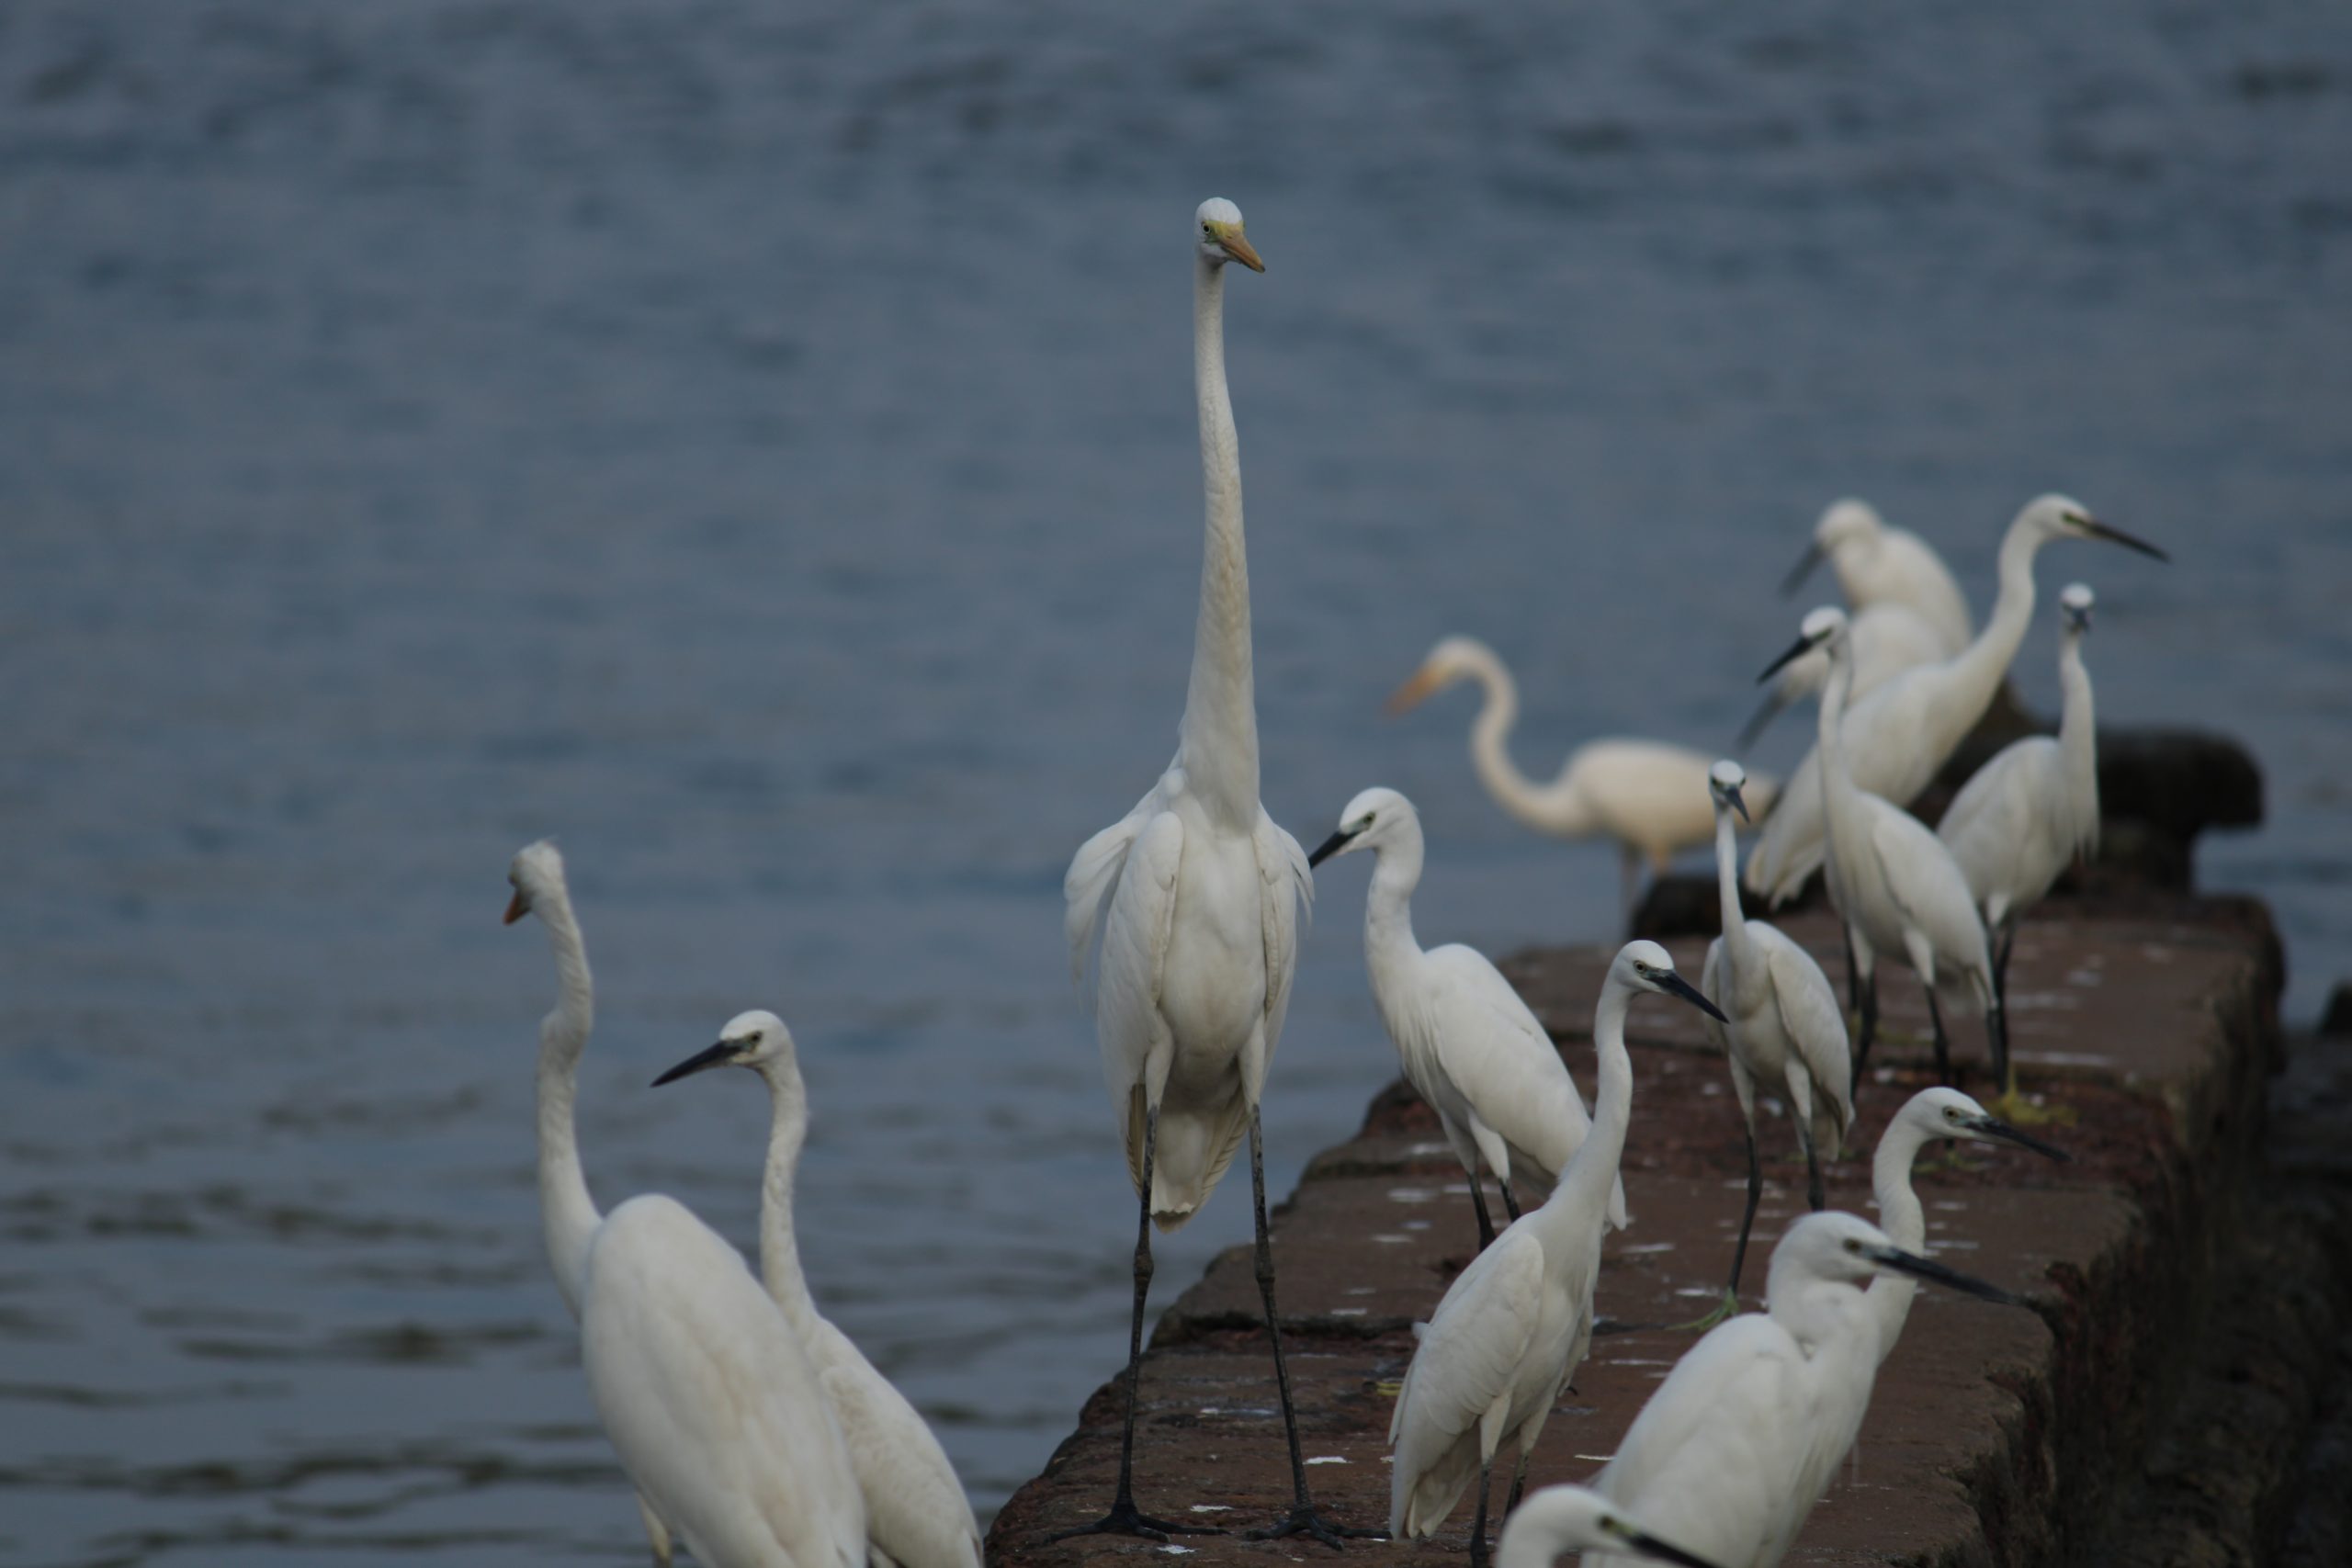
<box><xmin>1842</xmin><ymin>920</ymin><xmax>1860</xmax><ymax>1014</ymax></box>
<box><xmin>1849</xmin><ymin>964</ymin><xmax>1878</xmax><ymax>1098</ymax></box>
<box><xmin>1045</xmin><ymin>1110</ymin><xmax>1217</xmax><ymax>1544</ymax></box>
<box><xmin>1505</xmin><ymin>1449</ymin><xmax>1529</xmax><ymax>1516</ymax></box>
<box><xmin>1804</xmin><ymin>1117</ymin><xmax>1826</xmax><ymax>1213</ymax></box>
<box><xmin>1243</xmin><ymin>1108</ymin><xmax>1385</xmax><ymax>1546</ymax></box>
<box><xmin>1468</xmin><ymin>1172</ymin><xmax>1497</xmax><ymax>1252</ymax></box>
<box><xmin>1923</xmin><ymin>984</ymin><xmax>1952</xmax><ymax>1086</ymax></box>
<box><xmin>1467</xmin><ymin>1459</ymin><xmax>1493</xmax><ymax>1568</ymax></box>
<box><xmin>1728</xmin><ymin>1125</ymin><xmax>1762</xmax><ymax>1299</ymax></box>
<box><xmin>1497</xmin><ymin>1175</ymin><xmax>1521</xmax><ymax>1225</ymax></box>
<box><xmin>1991</xmin><ymin>924</ymin><xmax>2016</xmax><ymax>1090</ymax></box>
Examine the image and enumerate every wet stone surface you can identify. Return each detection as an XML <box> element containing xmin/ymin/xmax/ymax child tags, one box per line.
<box><xmin>988</xmin><ymin>901</ymin><xmax>2282</xmax><ymax>1567</ymax></box>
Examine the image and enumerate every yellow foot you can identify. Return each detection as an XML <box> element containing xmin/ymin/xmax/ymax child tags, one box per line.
<box><xmin>1668</xmin><ymin>1288</ymin><xmax>1741</xmax><ymax>1333</ymax></box>
<box><xmin>1982</xmin><ymin>1085</ymin><xmax>2077</xmax><ymax>1127</ymax></box>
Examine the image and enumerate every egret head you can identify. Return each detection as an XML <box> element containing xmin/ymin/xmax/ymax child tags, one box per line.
<box><xmin>1494</xmin><ymin>1483</ymin><xmax>1731</xmax><ymax>1568</ymax></box>
<box><xmin>1757</xmin><ymin>604</ymin><xmax>1849</xmax><ymax>684</ymax></box>
<box><xmin>503</xmin><ymin>838</ymin><xmax>568</xmax><ymax>925</ymax></box>
<box><xmin>651</xmin><ymin>1009</ymin><xmax>798</xmax><ymax>1088</ymax></box>
<box><xmin>1781</xmin><ymin>499</ymin><xmax>1883</xmax><ymax>595</ymax></box>
<box><xmin>1195</xmin><ymin>197</ymin><xmax>1264</xmax><ymax>273</ymax></box>
<box><xmin>2013</xmin><ymin>493</ymin><xmax>2168</xmax><ymax>561</ymax></box>
<box><xmin>1776</xmin><ymin>1212</ymin><xmax>2022</xmax><ymax>1303</ymax></box>
<box><xmin>1611</xmin><ymin>940</ymin><xmax>1729</xmax><ymax>1023</ymax></box>
<box><xmin>2060</xmin><ymin>581</ymin><xmax>2096</xmax><ymax>636</ymax></box>
<box><xmin>1385</xmin><ymin>635</ymin><xmax>1495</xmax><ymax>715</ymax></box>
<box><xmin>1306</xmin><ymin>786</ymin><xmax>1417</xmax><ymax>868</ymax></box>
<box><xmin>1707</xmin><ymin>759</ymin><xmax>1751</xmax><ymax>825</ymax></box>
<box><xmin>1898</xmin><ymin>1087</ymin><xmax>2072</xmax><ymax>1161</ymax></box>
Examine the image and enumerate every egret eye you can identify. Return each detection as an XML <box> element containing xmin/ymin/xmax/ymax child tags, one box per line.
<box><xmin>1844</xmin><ymin>1237</ymin><xmax>1863</xmax><ymax>1254</ymax></box>
<box><xmin>1203</xmin><ymin>222</ymin><xmax>1215</xmax><ymax>235</ymax></box>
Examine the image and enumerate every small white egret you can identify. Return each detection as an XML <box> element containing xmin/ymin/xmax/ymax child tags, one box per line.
<box><xmin>1586</xmin><ymin>1212</ymin><xmax>2022</xmax><ymax>1568</ymax></box>
<box><xmin>1494</xmin><ymin>1483</ymin><xmax>1730</xmax><ymax>1568</ymax></box>
<box><xmin>1307</xmin><ymin>787</ymin><xmax>1629</xmax><ymax>1251</ymax></box>
<box><xmin>1746</xmin><ymin>497</ymin><xmax>2165</xmax><ymax>908</ymax></box>
<box><xmin>1866</xmin><ymin>1088</ymin><xmax>2068</xmax><ymax>1364</ymax></box>
<box><xmin>1388</xmin><ymin>635</ymin><xmax>1779</xmax><ymax>921</ymax></box>
<box><xmin>1779</xmin><ymin>498</ymin><xmax>1973</xmax><ymax>653</ymax></box>
<box><xmin>505</xmin><ymin>844</ymin><xmax>865</xmax><ymax>1568</ymax></box>
<box><xmin>1059</xmin><ymin>200</ymin><xmax>1358</xmax><ymax>1546</ymax></box>
<box><xmin>1693</xmin><ymin>761</ymin><xmax>1851</xmax><ymax>1325</ymax></box>
<box><xmin>1737</xmin><ymin>601</ymin><xmax>1948</xmax><ymax>750</ymax></box>
<box><xmin>1760</xmin><ymin>609</ymin><xmax>1995</xmax><ymax>1088</ymax></box>
<box><xmin>1388</xmin><ymin>942</ymin><xmax>1727</xmax><ymax>1568</ymax></box>
<box><xmin>1938</xmin><ymin>583</ymin><xmax>2100</xmax><ymax>1111</ymax></box>
<box><xmin>653</xmin><ymin>1013</ymin><xmax>983</xmax><ymax>1568</ymax></box>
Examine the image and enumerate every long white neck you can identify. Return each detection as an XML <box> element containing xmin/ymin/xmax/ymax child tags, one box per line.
<box><xmin>1532</xmin><ymin>977</ymin><xmax>1634</xmax><ymax>1248</ymax></box>
<box><xmin>1768</xmin><ymin>1253</ymin><xmax>1873</xmax><ymax>1359</ymax></box>
<box><xmin>1712</xmin><ymin>803</ymin><xmax>1757</xmax><ymax>973</ymax></box>
<box><xmin>1936</xmin><ymin>518</ymin><xmax>2044</xmax><ymax>716</ymax></box>
<box><xmin>1458</xmin><ymin>645</ymin><xmax>1579</xmax><ymax>833</ymax></box>
<box><xmin>1864</xmin><ymin>1116</ymin><xmax>1932</xmax><ymax>1362</ymax></box>
<box><xmin>2057</xmin><ymin>628</ymin><xmax>2098</xmax><ymax>859</ymax></box>
<box><xmin>1363</xmin><ymin>825</ymin><xmax>1427</xmax><ymax>986</ymax></box>
<box><xmin>1176</xmin><ymin>255</ymin><xmax>1260</xmax><ymax>826</ymax></box>
<box><xmin>530</xmin><ymin>890</ymin><xmax>601</xmax><ymax>1321</ymax></box>
<box><xmin>1815</xmin><ymin>638</ymin><xmax>1868</xmax><ymax>874</ymax></box>
<box><xmin>755</xmin><ymin>1057</ymin><xmax>821</xmax><ymax>1337</ymax></box>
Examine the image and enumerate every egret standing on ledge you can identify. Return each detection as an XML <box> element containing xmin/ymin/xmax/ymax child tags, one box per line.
<box><xmin>1388</xmin><ymin>635</ymin><xmax>1776</xmax><ymax>923</ymax></box>
<box><xmin>1780</xmin><ymin>498</ymin><xmax>1973</xmax><ymax>653</ymax></box>
<box><xmin>1059</xmin><ymin>201</ymin><xmax>1363</xmax><ymax>1547</ymax></box>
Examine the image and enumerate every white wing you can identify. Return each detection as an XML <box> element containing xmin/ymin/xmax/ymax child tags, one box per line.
<box><xmin>1389</xmin><ymin>1230</ymin><xmax>1547</xmax><ymax>1537</ymax></box>
<box><xmin>1091</xmin><ymin>810</ymin><xmax>1186</xmax><ymax>1192</ymax></box>
<box><xmin>1064</xmin><ymin>772</ymin><xmax>1175</xmax><ymax>985</ymax></box>
<box><xmin>1254</xmin><ymin>807</ymin><xmax>1312</xmax><ymax>1072</ymax></box>
<box><xmin>1753</xmin><ymin>923</ymin><xmax>1853</xmax><ymax>1146</ymax></box>
<box><xmin>811</xmin><ymin>1320</ymin><xmax>982</xmax><ymax>1568</ymax></box>
<box><xmin>1867</xmin><ymin>799</ymin><xmax>1989</xmax><ymax>985</ymax></box>
<box><xmin>1937</xmin><ymin>737</ymin><xmax>2063</xmax><ymax>909</ymax></box>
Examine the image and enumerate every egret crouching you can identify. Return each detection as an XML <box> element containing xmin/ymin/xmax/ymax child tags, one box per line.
<box><xmin>653</xmin><ymin>1014</ymin><xmax>982</xmax><ymax>1568</ymax></box>
<box><xmin>1389</xmin><ymin>942</ymin><xmax>1726</xmax><ymax>1568</ymax></box>
<box><xmin>1060</xmin><ymin>201</ymin><xmax>1362</xmax><ymax>1546</ymax></box>
<box><xmin>1762</xmin><ymin>609</ymin><xmax>1995</xmax><ymax>1090</ymax></box>
<box><xmin>1387</xmin><ymin>634</ymin><xmax>1776</xmax><ymax>924</ymax></box>
<box><xmin>1587</xmin><ymin>1213</ymin><xmax>2022</xmax><ymax>1568</ymax></box>
<box><xmin>1938</xmin><ymin>583</ymin><xmax>2101</xmax><ymax>1115</ymax></box>
<box><xmin>1495</xmin><ymin>1484</ymin><xmax>1730</xmax><ymax>1568</ymax></box>
<box><xmin>1694</xmin><ymin>761</ymin><xmax>1851</xmax><ymax>1325</ymax></box>
<box><xmin>1308</xmin><ymin>786</ymin><xmax>1628</xmax><ymax>1252</ymax></box>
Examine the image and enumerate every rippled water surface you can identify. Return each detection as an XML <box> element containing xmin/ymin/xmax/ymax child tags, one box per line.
<box><xmin>3</xmin><ymin>2</ymin><xmax>2348</xmax><ymax>1562</ymax></box>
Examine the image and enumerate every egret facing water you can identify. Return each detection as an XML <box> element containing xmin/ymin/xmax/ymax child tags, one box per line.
<box><xmin>1059</xmin><ymin>200</ymin><xmax>1359</xmax><ymax>1546</ymax></box>
<box><xmin>1780</xmin><ymin>498</ymin><xmax>1973</xmax><ymax>653</ymax></box>
<box><xmin>653</xmin><ymin>1013</ymin><xmax>982</xmax><ymax>1568</ymax></box>
<box><xmin>1308</xmin><ymin>786</ymin><xmax>1628</xmax><ymax>1251</ymax></box>
<box><xmin>1388</xmin><ymin>942</ymin><xmax>1726</xmax><ymax>1568</ymax></box>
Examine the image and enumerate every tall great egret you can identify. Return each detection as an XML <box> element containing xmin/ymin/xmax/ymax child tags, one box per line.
<box><xmin>1746</xmin><ymin>497</ymin><xmax>2165</xmax><ymax>908</ymax></box>
<box><xmin>1761</xmin><ymin>609</ymin><xmax>1994</xmax><ymax>1089</ymax></box>
<box><xmin>1938</xmin><ymin>584</ymin><xmax>2100</xmax><ymax>1109</ymax></box>
<box><xmin>1586</xmin><ymin>1213</ymin><xmax>2021</xmax><ymax>1568</ymax></box>
<box><xmin>1494</xmin><ymin>1484</ymin><xmax>1729</xmax><ymax>1568</ymax></box>
<box><xmin>1059</xmin><ymin>199</ymin><xmax>1355</xmax><ymax>1547</ymax></box>
<box><xmin>1388</xmin><ymin>635</ymin><xmax>1778</xmax><ymax>921</ymax></box>
<box><xmin>1780</xmin><ymin>498</ymin><xmax>1973</xmax><ymax>653</ymax></box>
<box><xmin>1388</xmin><ymin>942</ymin><xmax>1727</xmax><ymax>1568</ymax></box>
<box><xmin>652</xmin><ymin>1012</ymin><xmax>983</xmax><ymax>1568</ymax></box>
<box><xmin>1865</xmin><ymin>1088</ymin><xmax>2067</xmax><ymax>1364</ymax></box>
<box><xmin>1694</xmin><ymin>761</ymin><xmax>1850</xmax><ymax>1325</ymax></box>
<box><xmin>505</xmin><ymin>844</ymin><xmax>865</xmax><ymax>1568</ymax></box>
<box><xmin>1737</xmin><ymin>601</ymin><xmax>1947</xmax><ymax>750</ymax></box>
<box><xmin>1307</xmin><ymin>787</ymin><xmax>1629</xmax><ymax>1251</ymax></box>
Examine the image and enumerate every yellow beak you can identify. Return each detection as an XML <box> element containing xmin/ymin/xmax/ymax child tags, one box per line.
<box><xmin>1384</xmin><ymin>665</ymin><xmax>1443</xmax><ymax>716</ymax></box>
<box><xmin>1213</xmin><ymin>223</ymin><xmax>1266</xmax><ymax>273</ymax></box>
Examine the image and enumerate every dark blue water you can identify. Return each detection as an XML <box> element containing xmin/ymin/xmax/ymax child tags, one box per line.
<box><xmin>3</xmin><ymin>3</ymin><xmax>2346</xmax><ymax>1562</ymax></box>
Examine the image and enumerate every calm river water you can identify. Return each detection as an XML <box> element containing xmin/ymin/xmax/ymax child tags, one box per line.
<box><xmin>2</xmin><ymin>2</ymin><xmax>2346</xmax><ymax>1562</ymax></box>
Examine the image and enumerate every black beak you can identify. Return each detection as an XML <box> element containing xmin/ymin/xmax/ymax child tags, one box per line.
<box><xmin>1965</xmin><ymin>1114</ymin><xmax>2073</xmax><ymax>1163</ymax></box>
<box><xmin>1779</xmin><ymin>541</ymin><xmax>1825</xmax><ymax>597</ymax></box>
<box><xmin>2081</xmin><ymin>517</ymin><xmax>2169</xmax><ymax>562</ymax></box>
<box><xmin>1621</xmin><ymin>1526</ymin><xmax>1732</xmax><ymax>1568</ymax></box>
<box><xmin>1736</xmin><ymin>692</ymin><xmax>1784</xmax><ymax>751</ymax></box>
<box><xmin>1868</xmin><ymin>1244</ymin><xmax>2024</xmax><ymax>1306</ymax></box>
<box><xmin>651</xmin><ymin>1041</ymin><xmax>738</xmax><ymax>1088</ymax></box>
<box><xmin>1654</xmin><ymin>969</ymin><xmax>1730</xmax><ymax>1025</ymax></box>
<box><xmin>1724</xmin><ymin>784</ymin><xmax>1752</xmax><ymax>826</ymax></box>
<box><xmin>1757</xmin><ymin>631</ymin><xmax>1819</xmax><ymax>685</ymax></box>
<box><xmin>1306</xmin><ymin>829</ymin><xmax>1353</xmax><ymax>869</ymax></box>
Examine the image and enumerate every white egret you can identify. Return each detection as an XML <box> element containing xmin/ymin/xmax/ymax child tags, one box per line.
<box><xmin>1779</xmin><ymin>498</ymin><xmax>1973</xmax><ymax>653</ymax></box>
<box><xmin>1745</xmin><ymin>496</ymin><xmax>2165</xmax><ymax>908</ymax></box>
<box><xmin>1586</xmin><ymin>1212</ymin><xmax>2021</xmax><ymax>1568</ymax></box>
<box><xmin>1866</xmin><ymin>1087</ymin><xmax>2067</xmax><ymax>1364</ymax></box>
<box><xmin>505</xmin><ymin>844</ymin><xmax>865</xmax><ymax>1568</ymax></box>
<box><xmin>1693</xmin><ymin>761</ymin><xmax>1851</xmax><ymax>1325</ymax></box>
<box><xmin>1938</xmin><ymin>583</ymin><xmax>2100</xmax><ymax>1110</ymax></box>
<box><xmin>1059</xmin><ymin>199</ymin><xmax>1354</xmax><ymax>1546</ymax></box>
<box><xmin>1759</xmin><ymin>608</ymin><xmax>1994</xmax><ymax>1087</ymax></box>
<box><xmin>1388</xmin><ymin>635</ymin><xmax>1779</xmax><ymax>921</ymax></box>
<box><xmin>1307</xmin><ymin>786</ymin><xmax>1628</xmax><ymax>1251</ymax></box>
<box><xmin>653</xmin><ymin>1013</ymin><xmax>983</xmax><ymax>1568</ymax></box>
<box><xmin>1494</xmin><ymin>1484</ymin><xmax>1729</xmax><ymax>1568</ymax></box>
<box><xmin>1736</xmin><ymin>601</ymin><xmax>1947</xmax><ymax>750</ymax></box>
<box><xmin>1388</xmin><ymin>942</ymin><xmax>1727</xmax><ymax>1568</ymax></box>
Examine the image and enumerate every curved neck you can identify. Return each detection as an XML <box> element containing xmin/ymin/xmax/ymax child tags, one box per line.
<box><xmin>1866</xmin><ymin>1120</ymin><xmax>1932</xmax><ymax>1359</ymax></box>
<box><xmin>531</xmin><ymin>891</ymin><xmax>600</xmax><ymax>1320</ymax></box>
<box><xmin>1177</xmin><ymin>255</ymin><xmax>1259</xmax><ymax>825</ymax></box>
<box><xmin>2058</xmin><ymin>630</ymin><xmax>2098</xmax><ymax>855</ymax></box>
<box><xmin>1769</xmin><ymin>1260</ymin><xmax>1871</xmax><ymax>1357</ymax></box>
<box><xmin>1536</xmin><ymin>978</ymin><xmax>1634</xmax><ymax>1240</ymax></box>
<box><xmin>1816</xmin><ymin>639</ymin><xmax>1862</xmax><ymax>820</ymax></box>
<box><xmin>756</xmin><ymin>1057</ymin><xmax>821</xmax><ymax>1335</ymax></box>
<box><xmin>1461</xmin><ymin>649</ymin><xmax>1574</xmax><ymax>832</ymax></box>
<box><xmin>1363</xmin><ymin>828</ymin><xmax>1427</xmax><ymax>977</ymax></box>
<box><xmin>1712</xmin><ymin>803</ymin><xmax>1755</xmax><ymax>966</ymax></box>
<box><xmin>1940</xmin><ymin>520</ymin><xmax>2043</xmax><ymax>705</ymax></box>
